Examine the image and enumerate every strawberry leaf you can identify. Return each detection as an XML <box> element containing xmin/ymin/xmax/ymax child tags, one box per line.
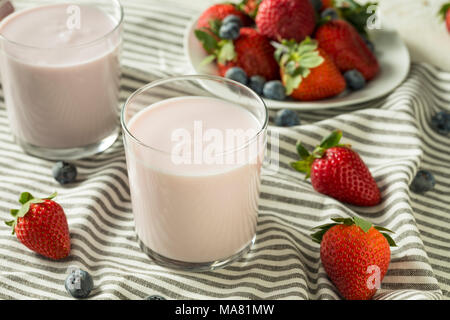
<box><xmin>200</xmin><ymin>54</ymin><xmax>216</xmax><ymax>67</ymax></box>
<box><xmin>19</xmin><ymin>192</ymin><xmax>33</xmax><ymax>204</ymax></box>
<box><xmin>319</xmin><ymin>130</ymin><xmax>343</xmax><ymax>149</ymax></box>
<box><xmin>217</xmin><ymin>40</ymin><xmax>236</xmax><ymax>65</ymax></box>
<box><xmin>296</xmin><ymin>142</ymin><xmax>311</xmax><ymax>160</ymax></box>
<box><xmin>374</xmin><ymin>226</ymin><xmax>395</xmax><ymax>234</ymax></box>
<box><xmin>277</xmin><ymin>37</ymin><xmax>324</xmax><ymax>96</ymax></box>
<box><xmin>194</xmin><ymin>29</ymin><xmax>219</xmax><ymax>53</ymax></box>
<box><xmin>381</xmin><ymin>232</ymin><xmax>397</xmax><ymax>247</ymax></box>
<box><xmin>283</xmin><ymin>73</ymin><xmax>303</xmax><ymax>96</ymax></box>
<box><xmin>331</xmin><ymin>217</ymin><xmax>354</xmax><ymax>225</ymax></box>
<box><xmin>311</xmin><ymin>228</ymin><xmax>329</xmax><ymax>244</ymax></box>
<box><xmin>353</xmin><ymin>216</ymin><xmax>372</xmax><ymax>233</ymax></box>
<box><xmin>208</xmin><ymin>19</ymin><xmax>222</xmax><ymax>37</ymax></box>
<box><xmin>439</xmin><ymin>3</ymin><xmax>450</xmax><ymax>20</ymax></box>
<box><xmin>290</xmin><ymin>161</ymin><xmax>311</xmax><ymax>177</ymax></box>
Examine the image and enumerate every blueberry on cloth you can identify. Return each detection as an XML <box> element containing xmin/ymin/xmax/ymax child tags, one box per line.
<box><xmin>65</xmin><ymin>269</ymin><xmax>94</xmax><ymax>299</ymax></box>
<box><xmin>274</xmin><ymin>109</ymin><xmax>300</xmax><ymax>127</ymax></box>
<box><xmin>263</xmin><ymin>80</ymin><xmax>286</xmax><ymax>101</ymax></box>
<box><xmin>248</xmin><ymin>75</ymin><xmax>266</xmax><ymax>95</ymax></box>
<box><xmin>410</xmin><ymin>170</ymin><xmax>436</xmax><ymax>194</ymax></box>
<box><xmin>145</xmin><ymin>295</ymin><xmax>166</xmax><ymax>300</ymax></box>
<box><xmin>52</xmin><ymin>161</ymin><xmax>77</xmax><ymax>185</ymax></box>
<box><xmin>344</xmin><ymin>69</ymin><xmax>366</xmax><ymax>91</ymax></box>
<box><xmin>222</xmin><ymin>14</ymin><xmax>242</xmax><ymax>28</ymax></box>
<box><xmin>225</xmin><ymin>67</ymin><xmax>248</xmax><ymax>85</ymax></box>
<box><xmin>430</xmin><ymin>110</ymin><xmax>450</xmax><ymax>135</ymax></box>
<box><xmin>321</xmin><ymin>8</ymin><xmax>339</xmax><ymax>20</ymax></box>
<box><xmin>219</xmin><ymin>22</ymin><xmax>240</xmax><ymax>40</ymax></box>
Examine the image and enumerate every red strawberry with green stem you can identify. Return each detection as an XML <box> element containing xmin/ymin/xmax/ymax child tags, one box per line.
<box><xmin>291</xmin><ymin>130</ymin><xmax>381</xmax><ymax>206</ymax></box>
<box><xmin>276</xmin><ymin>38</ymin><xmax>346</xmax><ymax>101</ymax></box>
<box><xmin>195</xmin><ymin>26</ymin><xmax>279</xmax><ymax>80</ymax></box>
<box><xmin>5</xmin><ymin>192</ymin><xmax>71</xmax><ymax>260</ymax></box>
<box><xmin>439</xmin><ymin>2</ymin><xmax>450</xmax><ymax>33</ymax></box>
<box><xmin>315</xmin><ymin>19</ymin><xmax>379</xmax><ymax>80</ymax></box>
<box><xmin>312</xmin><ymin>216</ymin><xmax>396</xmax><ymax>300</ymax></box>
<box><xmin>196</xmin><ymin>3</ymin><xmax>250</xmax><ymax>30</ymax></box>
<box><xmin>255</xmin><ymin>0</ymin><xmax>316</xmax><ymax>42</ymax></box>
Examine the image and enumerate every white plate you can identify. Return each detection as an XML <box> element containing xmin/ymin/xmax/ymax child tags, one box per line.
<box><xmin>183</xmin><ymin>18</ymin><xmax>410</xmax><ymax>110</ymax></box>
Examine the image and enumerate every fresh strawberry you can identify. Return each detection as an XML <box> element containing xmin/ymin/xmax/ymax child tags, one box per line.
<box><xmin>255</xmin><ymin>0</ymin><xmax>316</xmax><ymax>42</ymax></box>
<box><xmin>233</xmin><ymin>28</ymin><xmax>279</xmax><ymax>80</ymax></box>
<box><xmin>197</xmin><ymin>3</ymin><xmax>250</xmax><ymax>30</ymax></box>
<box><xmin>315</xmin><ymin>19</ymin><xmax>379</xmax><ymax>80</ymax></box>
<box><xmin>5</xmin><ymin>192</ymin><xmax>71</xmax><ymax>260</ymax></box>
<box><xmin>439</xmin><ymin>3</ymin><xmax>450</xmax><ymax>33</ymax></box>
<box><xmin>312</xmin><ymin>216</ymin><xmax>396</xmax><ymax>300</ymax></box>
<box><xmin>291</xmin><ymin>130</ymin><xmax>381</xmax><ymax>206</ymax></box>
<box><xmin>196</xmin><ymin>26</ymin><xmax>279</xmax><ymax>80</ymax></box>
<box><xmin>276</xmin><ymin>38</ymin><xmax>346</xmax><ymax>101</ymax></box>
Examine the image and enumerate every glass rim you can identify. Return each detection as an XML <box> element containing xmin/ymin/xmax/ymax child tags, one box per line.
<box><xmin>0</xmin><ymin>0</ymin><xmax>124</xmax><ymax>50</ymax></box>
<box><xmin>121</xmin><ymin>74</ymin><xmax>269</xmax><ymax>157</ymax></box>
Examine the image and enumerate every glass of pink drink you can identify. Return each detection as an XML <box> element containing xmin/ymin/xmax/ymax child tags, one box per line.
<box><xmin>121</xmin><ymin>76</ymin><xmax>268</xmax><ymax>271</ymax></box>
<box><xmin>0</xmin><ymin>0</ymin><xmax>123</xmax><ymax>159</ymax></box>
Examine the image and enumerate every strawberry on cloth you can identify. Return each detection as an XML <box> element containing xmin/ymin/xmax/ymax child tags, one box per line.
<box><xmin>5</xmin><ymin>192</ymin><xmax>71</xmax><ymax>260</ymax></box>
<box><xmin>312</xmin><ymin>216</ymin><xmax>396</xmax><ymax>300</ymax></box>
<box><xmin>291</xmin><ymin>130</ymin><xmax>381</xmax><ymax>206</ymax></box>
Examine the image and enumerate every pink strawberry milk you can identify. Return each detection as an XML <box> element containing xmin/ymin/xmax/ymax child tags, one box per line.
<box><xmin>122</xmin><ymin>77</ymin><xmax>268</xmax><ymax>270</ymax></box>
<box><xmin>0</xmin><ymin>1</ymin><xmax>123</xmax><ymax>159</ymax></box>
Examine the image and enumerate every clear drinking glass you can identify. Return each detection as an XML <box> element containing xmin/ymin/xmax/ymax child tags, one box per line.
<box><xmin>0</xmin><ymin>0</ymin><xmax>123</xmax><ymax>159</ymax></box>
<box><xmin>121</xmin><ymin>75</ymin><xmax>268</xmax><ymax>271</ymax></box>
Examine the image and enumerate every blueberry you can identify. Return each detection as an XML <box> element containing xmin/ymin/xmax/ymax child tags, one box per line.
<box><xmin>219</xmin><ymin>22</ymin><xmax>240</xmax><ymax>40</ymax></box>
<box><xmin>321</xmin><ymin>8</ymin><xmax>339</xmax><ymax>20</ymax></box>
<box><xmin>225</xmin><ymin>67</ymin><xmax>248</xmax><ymax>85</ymax></box>
<box><xmin>222</xmin><ymin>14</ymin><xmax>242</xmax><ymax>28</ymax></box>
<box><xmin>274</xmin><ymin>109</ymin><xmax>300</xmax><ymax>127</ymax></box>
<box><xmin>263</xmin><ymin>80</ymin><xmax>286</xmax><ymax>101</ymax></box>
<box><xmin>248</xmin><ymin>75</ymin><xmax>266</xmax><ymax>95</ymax></box>
<box><xmin>431</xmin><ymin>110</ymin><xmax>450</xmax><ymax>135</ymax></box>
<box><xmin>52</xmin><ymin>161</ymin><xmax>77</xmax><ymax>185</ymax></box>
<box><xmin>410</xmin><ymin>170</ymin><xmax>436</xmax><ymax>194</ymax></box>
<box><xmin>344</xmin><ymin>69</ymin><xmax>366</xmax><ymax>91</ymax></box>
<box><xmin>309</xmin><ymin>0</ymin><xmax>323</xmax><ymax>12</ymax></box>
<box><xmin>145</xmin><ymin>295</ymin><xmax>166</xmax><ymax>300</ymax></box>
<box><xmin>65</xmin><ymin>269</ymin><xmax>94</xmax><ymax>299</ymax></box>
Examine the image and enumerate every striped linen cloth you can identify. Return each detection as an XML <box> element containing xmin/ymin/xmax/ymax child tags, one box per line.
<box><xmin>0</xmin><ymin>0</ymin><xmax>448</xmax><ymax>300</ymax></box>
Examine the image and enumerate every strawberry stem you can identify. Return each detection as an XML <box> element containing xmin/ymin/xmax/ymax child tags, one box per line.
<box><xmin>291</xmin><ymin>130</ymin><xmax>348</xmax><ymax>179</ymax></box>
<box><xmin>311</xmin><ymin>216</ymin><xmax>397</xmax><ymax>247</ymax></box>
<box><xmin>5</xmin><ymin>192</ymin><xmax>57</xmax><ymax>235</ymax></box>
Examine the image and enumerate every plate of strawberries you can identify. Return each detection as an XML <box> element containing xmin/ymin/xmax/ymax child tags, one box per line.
<box><xmin>184</xmin><ymin>0</ymin><xmax>410</xmax><ymax>110</ymax></box>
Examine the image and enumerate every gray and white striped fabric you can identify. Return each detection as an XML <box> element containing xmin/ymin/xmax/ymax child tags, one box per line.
<box><xmin>0</xmin><ymin>0</ymin><xmax>448</xmax><ymax>300</ymax></box>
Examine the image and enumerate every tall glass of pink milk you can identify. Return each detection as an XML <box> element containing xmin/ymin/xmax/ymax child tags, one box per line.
<box><xmin>0</xmin><ymin>0</ymin><xmax>123</xmax><ymax>159</ymax></box>
<box><xmin>121</xmin><ymin>76</ymin><xmax>268</xmax><ymax>271</ymax></box>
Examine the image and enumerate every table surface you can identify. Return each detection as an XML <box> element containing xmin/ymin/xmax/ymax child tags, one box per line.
<box><xmin>0</xmin><ymin>0</ymin><xmax>448</xmax><ymax>300</ymax></box>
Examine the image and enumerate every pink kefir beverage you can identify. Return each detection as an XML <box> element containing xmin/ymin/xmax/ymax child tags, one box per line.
<box><xmin>0</xmin><ymin>1</ymin><xmax>122</xmax><ymax>158</ymax></box>
<box><xmin>123</xmin><ymin>93</ymin><xmax>266</xmax><ymax>267</ymax></box>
